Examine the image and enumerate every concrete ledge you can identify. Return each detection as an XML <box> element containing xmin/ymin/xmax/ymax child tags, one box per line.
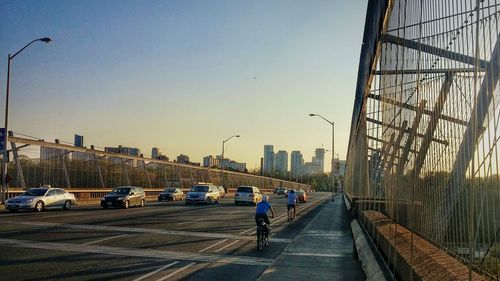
<box><xmin>361</xmin><ymin>210</ymin><xmax>488</xmax><ymax>281</ymax></box>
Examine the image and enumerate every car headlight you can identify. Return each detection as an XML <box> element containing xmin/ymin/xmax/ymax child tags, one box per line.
<box><xmin>24</xmin><ymin>199</ymin><xmax>33</xmax><ymax>203</ymax></box>
<box><xmin>117</xmin><ymin>197</ymin><xmax>124</xmax><ymax>201</ymax></box>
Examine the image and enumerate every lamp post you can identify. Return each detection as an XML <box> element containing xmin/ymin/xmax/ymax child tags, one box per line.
<box><xmin>221</xmin><ymin>135</ymin><xmax>240</xmax><ymax>191</ymax></box>
<box><xmin>2</xmin><ymin>37</ymin><xmax>51</xmax><ymax>203</ymax></box>
<box><xmin>309</xmin><ymin>113</ymin><xmax>335</xmax><ymax>201</ymax></box>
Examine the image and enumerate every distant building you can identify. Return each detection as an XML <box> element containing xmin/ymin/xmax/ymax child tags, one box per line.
<box><xmin>291</xmin><ymin>151</ymin><xmax>304</xmax><ymax>178</ymax></box>
<box><xmin>203</xmin><ymin>155</ymin><xmax>216</xmax><ymax>167</ymax></box>
<box><xmin>74</xmin><ymin>134</ymin><xmax>84</xmax><ymax>147</ymax></box>
<box><xmin>72</xmin><ymin>134</ymin><xmax>93</xmax><ymax>161</ymax></box>
<box><xmin>275</xmin><ymin>150</ymin><xmax>288</xmax><ymax>175</ymax></box>
<box><xmin>40</xmin><ymin>147</ymin><xmax>68</xmax><ymax>162</ymax></box>
<box><xmin>263</xmin><ymin>145</ymin><xmax>275</xmax><ymax>174</ymax></box>
<box><xmin>105</xmin><ymin>145</ymin><xmax>141</xmax><ymax>166</ymax></box>
<box><xmin>338</xmin><ymin>160</ymin><xmax>346</xmax><ymax>177</ymax></box>
<box><xmin>157</xmin><ymin>155</ymin><xmax>169</xmax><ymax>161</ymax></box>
<box><xmin>314</xmin><ymin>148</ymin><xmax>325</xmax><ymax>173</ymax></box>
<box><xmin>177</xmin><ymin>154</ymin><xmax>190</xmax><ymax>164</ymax></box>
<box><xmin>152</xmin><ymin>147</ymin><xmax>160</xmax><ymax>159</ymax></box>
<box><xmin>304</xmin><ymin>161</ymin><xmax>322</xmax><ymax>175</ymax></box>
<box><xmin>105</xmin><ymin>145</ymin><xmax>140</xmax><ymax>157</ymax></box>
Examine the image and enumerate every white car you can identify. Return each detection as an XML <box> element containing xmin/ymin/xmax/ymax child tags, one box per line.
<box><xmin>5</xmin><ymin>187</ymin><xmax>77</xmax><ymax>212</ymax></box>
<box><xmin>234</xmin><ymin>186</ymin><xmax>262</xmax><ymax>205</ymax></box>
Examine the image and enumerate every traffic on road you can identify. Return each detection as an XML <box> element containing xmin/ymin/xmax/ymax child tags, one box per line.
<box><xmin>0</xmin><ymin>186</ymin><xmax>329</xmax><ymax>281</ymax></box>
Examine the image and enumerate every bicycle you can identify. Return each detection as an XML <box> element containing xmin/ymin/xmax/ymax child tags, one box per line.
<box><xmin>287</xmin><ymin>203</ymin><xmax>297</xmax><ymax>222</ymax></box>
<box><xmin>256</xmin><ymin>218</ymin><xmax>270</xmax><ymax>251</ymax></box>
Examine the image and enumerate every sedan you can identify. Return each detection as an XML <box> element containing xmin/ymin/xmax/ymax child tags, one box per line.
<box><xmin>158</xmin><ymin>188</ymin><xmax>184</xmax><ymax>201</ymax></box>
<box><xmin>5</xmin><ymin>187</ymin><xmax>76</xmax><ymax>212</ymax></box>
<box><xmin>297</xmin><ymin>190</ymin><xmax>308</xmax><ymax>203</ymax></box>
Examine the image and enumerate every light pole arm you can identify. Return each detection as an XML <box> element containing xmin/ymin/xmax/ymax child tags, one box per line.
<box><xmin>10</xmin><ymin>39</ymin><xmax>41</xmax><ymax>60</ymax></box>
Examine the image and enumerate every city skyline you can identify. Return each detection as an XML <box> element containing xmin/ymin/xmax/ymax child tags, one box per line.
<box><xmin>0</xmin><ymin>1</ymin><xmax>366</xmax><ymax>171</ymax></box>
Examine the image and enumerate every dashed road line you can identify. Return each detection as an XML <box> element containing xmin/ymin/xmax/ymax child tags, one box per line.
<box><xmin>198</xmin><ymin>239</ymin><xmax>228</xmax><ymax>253</ymax></box>
<box><xmin>176</xmin><ymin>218</ymin><xmax>202</xmax><ymax>225</ymax></box>
<box><xmin>132</xmin><ymin>261</ymin><xmax>179</xmax><ymax>281</ymax></box>
<box><xmin>156</xmin><ymin>262</ymin><xmax>197</xmax><ymax>281</ymax></box>
<box><xmin>214</xmin><ymin>240</ymin><xmax>240</xmax><ymax>253</ymax></box>
<box><xmin>82</xmin><ymin>234</ymin><xmax>128</xmax><ymax>245</ymax></box>
<box><xmin>0</xmin><ymin>238</ymin><xmax>274</xmax><ymax>266</ymax></box>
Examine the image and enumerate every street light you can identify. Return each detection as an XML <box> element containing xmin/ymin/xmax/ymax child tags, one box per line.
<box><xmin>309</xmin><ymin>113</ymin><xmax>335</xmax><ymax>201</ymax></box>
<box><xmin>2</xmin><ymin>37</ymin><xmax>52</xmax><ymax>203</ymax></box>
<box><xmin>221</xmin><ymin>135</ymin><xmax>240</xmax><ymax>191</ymax></box>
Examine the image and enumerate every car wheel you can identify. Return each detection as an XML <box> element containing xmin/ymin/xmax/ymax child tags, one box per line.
<box><xmin>140</xmin><ymin>199</ymin><xmax>145</xmax><ymax>207</ymax></box>
<box><xmin>206</xmin><ymin>197</ymin><xmax>212</xmax><ymax>205</ymax></box>
<box><xmin>35</xmin><ymin>201</ymin><xmax>44</xmax><ymax>212</ymax></box>
<box><xmin>158</xmin><ymin>198</ymin><xmax>162</xmax><ymax>202</ymax></box>
<box><xmin>63</xmin><ymin>200</ymin><xmax>72</xmax><ymax>210</ymax></box>
<box><xmin>102</xmin><ymin>205</ymin><xmax>108</xmax><ymax>209</ymax></box>
<box><xmin>124</xmin><ymin>200</ymin><xmax>129</xmax><ymax>209</ymax></box>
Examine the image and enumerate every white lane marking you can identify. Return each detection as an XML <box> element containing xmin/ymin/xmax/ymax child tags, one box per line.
<box><xmin>285</xmin><ymin>252</ymin><xmax>350</xmax><ymax>258</ymax></box>
<box><xmin>198</xmin><ymin>239</ymin><xmax>228</xmax><ymax>253</ymax></box>
<box><xmin>82</xmin><ymin>234</ymin><xmax>128</xmax><ymax>245</ymax></box>
<box><xmin>0</xmin><ymin>220</ymin><xmax>291</xmax><ymax>242</ymax></box>
<box><xmin>156</xmin><ymin>262</ymin><xmax>197</xmax><ymax>281</ymax></box>
<box><xmin>214</xmin><ymin>240</ymin><xmax>240</xmax><ymax>253</ymax></box>
<box><xmin>176</xmin><ymin>218</ymin><xmax>202</xmax><ymax>225</ymax></box>
<box><xmin>132</xmin><ymin>261</ymin><xmax>179</xmax><ymax>281</ymax></box>
<box><xmin>0</xmin><ymin>238</ymin><xmax>273</xmax><ymax>266</ymax></box>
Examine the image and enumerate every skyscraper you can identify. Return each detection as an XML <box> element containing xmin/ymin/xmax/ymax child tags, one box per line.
<box><xmin>152</xmin><ymin>147</ymin><xmax>160</xmax><ymax>159</ymax></box>
<box><xmin>291</xmin><ymin>151</ymin><xmax>304</xmax><ymax>178</ymax></box>
<box><xmin>275</xmin><ymin>150</ymin><xmax>288</xmax><ymax>175</ymax></box>
<box><xmin>314</xmin><ymin>148</ymin><xmax>325</xmax><ymax>173</ymax></box>
<box><xmin>263</xmin><ymin>145</ymin><xmax>275</xmax><ymax>174</ymax></box>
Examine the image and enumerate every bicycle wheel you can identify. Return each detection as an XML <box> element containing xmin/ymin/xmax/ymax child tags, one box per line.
<box><xmin>257</xmin><ymin>229</ymin><xmax>264</xmax><ymax>251</ymax></box>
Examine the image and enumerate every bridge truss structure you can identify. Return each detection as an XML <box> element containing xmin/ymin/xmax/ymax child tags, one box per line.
<box><xmin>346</xmin><ymin>0</ymin><xmax>500</xmax><ymax>279</ymax></box>
<box><xmin>0</xmin><ymin>135</ymin><xmax>310</xmax><ymax>199</ymax></box>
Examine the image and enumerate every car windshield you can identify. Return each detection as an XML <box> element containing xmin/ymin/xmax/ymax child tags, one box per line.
<box><xmin>191</xmin><ymin>186</ymin><xmax>209</xmax><ymax>192</ymax></box>
<box><xmin>297</xmin><ymin>190</ymin><xmax>305</xmax><ymax>195</ymax></box>
<box><xmin>237</xmin><ymin>187</ymin><xmax>253</xmax><ymax>193</ymax></box>
<box><xmin>164</xmin><ymin>188</ymin><xmax>176</xmax><ymax>192</ymax></box>
<box><xmin>111</xmin><ymin>187</ymin><xmax>131</xmax><ymax>194</ymax></box>
<box><xmin>22</xmin><ymin>188</ymin><xmax>48</xmax><ymax>196</ymax></box>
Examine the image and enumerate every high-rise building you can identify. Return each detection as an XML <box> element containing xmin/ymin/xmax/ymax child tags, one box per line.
<box><xmin>74</xmin><ymin>134</ymin><xmax>84</xmax><ymax>147</ymax></box>
<box><xmin>177</xmin><ymin>154</ymin><xmax>189</xmax><ymax>164</ymax></box>
<box><xmin>291</xmin><ymin>151</ymin><xmax>304</xmax><ymax>178</ymax></box>
<box><xmin>203</xmin><ymin>155</ymin><xmax>216</xmax><ymax>168</ymax></box>
<box><xmin>314</xmin><ymin>148</ymin><xmax>325</xmax><ymax>173</ymax></box>
<box><xmin>338</xmin><ymin>160</ymin><xmax>346</xmax><ymax>177</ymax></box>
<box><xmin>72</xmin><ymin>134</ymin><xmax>93</xmax><ymax>161</ymax></box>
<box><xmin>275</xmin><ymin>150</ymin><xmax>288</xmax><ymax>175</ymax></box>
<box><xmin>263</xmin><ymin>145</ymin><xmax>275</xmax><ymax>174</ymax></box>
<box><xmin>152</xmin><ymin>147</ymin><xmax>160</xmax><ymax>159</ymax></box>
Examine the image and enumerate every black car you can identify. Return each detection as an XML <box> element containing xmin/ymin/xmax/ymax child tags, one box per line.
<box><xmin>101</xmin><ymin>186</ymin><xmax>146</xmax><ymax>209</ymax></box>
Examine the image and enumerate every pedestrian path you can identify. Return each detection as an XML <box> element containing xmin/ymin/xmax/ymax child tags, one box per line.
<box><xmin>258</xmin><ymin>195</ymin><xmax>366</xmax><ymax>281</ymax></box>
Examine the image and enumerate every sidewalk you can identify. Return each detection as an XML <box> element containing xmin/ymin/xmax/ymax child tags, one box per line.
<box><xmin>258</xmin><ymin>195</ymin><xmax>366</xmax><ymax>281</ymax></box>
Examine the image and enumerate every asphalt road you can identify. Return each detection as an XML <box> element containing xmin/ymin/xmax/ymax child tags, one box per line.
<box><xmin>0</xmin><ymin>192</ymin><xmax>331</xmax><ymax>281</ymax></box>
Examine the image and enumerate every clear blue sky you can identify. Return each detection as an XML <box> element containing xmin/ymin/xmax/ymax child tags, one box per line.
<box><xmin>0</xmin><ymin>0</ymin><xmax>367</xmax><ymax>171</ymax></box>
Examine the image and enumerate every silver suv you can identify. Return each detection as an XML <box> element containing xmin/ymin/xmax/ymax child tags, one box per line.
<box><xmin>185</xmin><ymin>184</ymin><xmax>220</xmax><ymax>205</ymax></box>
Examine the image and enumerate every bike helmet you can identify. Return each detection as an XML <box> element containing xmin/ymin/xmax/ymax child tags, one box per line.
<box><xmin>262</xmin><ymin>195</ymin><xmax>268</xmax><ymax>202</ymax></box>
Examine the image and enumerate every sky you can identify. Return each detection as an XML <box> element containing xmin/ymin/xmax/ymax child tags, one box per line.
<box><xmin>0</xmin><ymin>0</ymin><xmax>367</xmax><ymax>172</ymax></box>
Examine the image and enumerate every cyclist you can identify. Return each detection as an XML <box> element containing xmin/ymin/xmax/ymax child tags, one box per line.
<box><xmin>255</xmin><ymin>195</ymin><xmax>275</xmax><ymax>233</ymax></box>
<box><xmin>287</xmin><ymin>189</ymin><xmax>299</xmax><ymax>222</ymax></box>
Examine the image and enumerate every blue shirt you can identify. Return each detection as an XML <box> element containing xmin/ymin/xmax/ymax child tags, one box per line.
<box><xmin>255</xmin><ymin>201</ymin><xmax>272</xmax><ymax>214</ymax></box>
<box><xmin>287</xmin><ymin>192</ymin><xmax>298</xmax><ymax>204</ymax></box>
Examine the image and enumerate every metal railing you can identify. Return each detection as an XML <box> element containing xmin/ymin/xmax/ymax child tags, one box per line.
<box><xmin>346</xmin><ymin>0</ymin><xmax>500</xmax><ymax>279</ymax></box>
<box><xmin>1</xmin><ymin>136</ymin><xmax>310</xmax><ymax>201</ymax></box>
